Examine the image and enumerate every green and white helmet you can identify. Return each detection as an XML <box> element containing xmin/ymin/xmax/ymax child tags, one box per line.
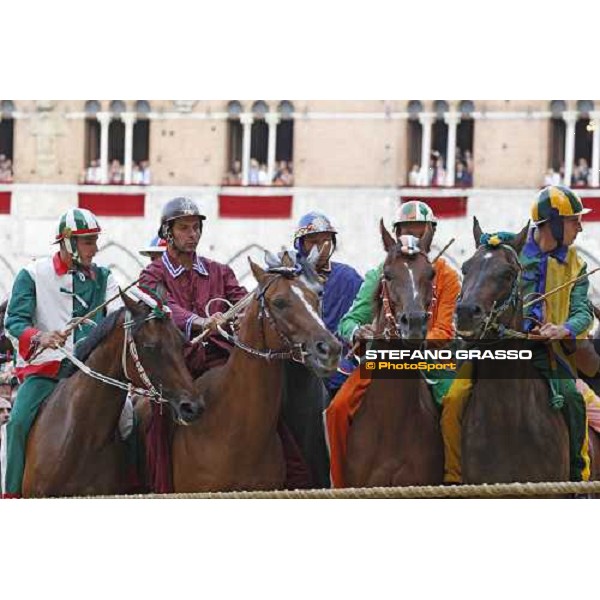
<box><xmin>54</xmin><ymin>208</ymin><xmax>102</xmax><ymax>258</ymax></box>
<box><xmin>393</xmin><ymin>200</ymin><xmax>437</xmax><ymax>228</ymax></box>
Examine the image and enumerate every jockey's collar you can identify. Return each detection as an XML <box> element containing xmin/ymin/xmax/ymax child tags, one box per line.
<box><xmin>162</xmin><ymin>252</ymin><xmax>208</xmax><ymax>278</ymax></box>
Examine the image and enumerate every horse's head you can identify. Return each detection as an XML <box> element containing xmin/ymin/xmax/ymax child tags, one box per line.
<box><xmin>247</xmin><ymin>251</ymin><xmax>341</xmax><ymax>377</ymax></box>
<box><xmin>456</xmin><ymin>217</ymin><xmax>529</xmax><ymax>339</ymax></box>
<box><xmin>378</xmin><ymin>218</ymin><xmax>435</xmax><ymax>339</ymax></box>
<box><xmin>120</xmin><ymin>291</ymin><xmax>204</xmax><ymax>423</ymax></box>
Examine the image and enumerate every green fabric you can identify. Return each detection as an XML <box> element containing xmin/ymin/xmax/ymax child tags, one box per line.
<box><xmin>479</xmin><ymin>232</ymin><xmax>517</xmax><ymax>247</ymax></box>
<box><xmin>337</xmin><ymin>264</ymin><xmax>382</xmax><ymax>343</ymax></box>
<box><xmin>5</xmin><ymin>269</ymin><xmax>37</xmax><ymax>340</ymax></box>
<box><xmin>530</xmin><ymin>348</ymin><xmax>587</xmax><ymax>481</ymax></box>
<box><xmin>5</xmin><ymin>375</ymin><xmax>60</xmax><ymax>494</ymax></box>
<box><xmin>71</xmin><ymin>266</ymin><xmax>111</xmax><ymax>342</ymax></box>
<box><xmin>5</xmin><ymin>265</ymin><xmax>111</xmax><ymax>345</ymax></box>
<box><xmin>519</xmin><ymin>249</ymin><xmax>592</xmax><ymax>339</ymax></box>
<box><xmin>425</xmin><ymin>366</ymin><xmax>456</xmax><ymax>407</ymax></box>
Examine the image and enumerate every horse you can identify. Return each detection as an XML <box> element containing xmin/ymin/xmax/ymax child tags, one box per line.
<box><xmin>21</xmin><ymin>291</ymin><xmax>204</xmax><ymax>498</ymax></box>
<box><xmin>156</xmin><ymin>252</ymin><xmax>342</xmax><ymax>492</ymax></box>
<box><xmin>456</xmin><ymin>218</ymin><xmax>572</xmax><ymax>484</ymax></box>
<box><xmin>343</xmin><ymin>220</ymin><xmax>445</xmax><ymax>487</ymax></box>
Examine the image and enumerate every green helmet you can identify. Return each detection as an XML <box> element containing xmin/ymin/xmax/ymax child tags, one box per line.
<box><xmin>393</xmin><ymin>200</ymin><xmax>437</xmax><ymax>228</ymax></box>
<box><xmin>54</xmin><ymin>208</ymin><xmax>101</xmax><ymax>260</ymax></box>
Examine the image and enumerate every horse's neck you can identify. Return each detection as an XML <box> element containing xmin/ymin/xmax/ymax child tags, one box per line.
<box><xmin>69</xmin><ymin>334</ymin><xmax>128</xmax><ymax>438</ymax></box>
<box><xmin>216</xmin><ymin>301</ymin><xmax>284</xmax><ymax>428</ymax></box>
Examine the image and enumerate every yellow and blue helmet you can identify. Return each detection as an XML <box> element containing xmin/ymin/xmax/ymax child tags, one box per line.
<box><xmin>531</xmin><ymin>185</ymin><xmax>591</xmax><ymax>225</ymax></box>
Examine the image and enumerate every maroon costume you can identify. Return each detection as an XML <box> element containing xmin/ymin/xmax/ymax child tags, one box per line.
<box><xmin>140</xmin><ymin>251</ymin><xmax>247</xmax><ymax>378</ymax></box>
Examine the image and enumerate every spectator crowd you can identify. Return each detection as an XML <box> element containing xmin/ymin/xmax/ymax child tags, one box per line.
<box><xmin>0</xmin><ymin>154</ymin><xmax>13</xmax><ymax>183</ymax></box>
<box><xmin>80</xmin><ymin>159</ymin><xmax>152</xmax><ymax>185</ymax></box>
<box><xmin>408</xmin><ymin>148</ymin><xmax>474</xmax><ymax>188</ymax></box>
<box><xmin>544</xmin><ymin>158</ymin><xmax>595</xmax><ymax>188</ymax></box>
<box><xmin>222</xmin><ymin>159</ymin><xmax>294</xmax><ymax>186</ymax></box>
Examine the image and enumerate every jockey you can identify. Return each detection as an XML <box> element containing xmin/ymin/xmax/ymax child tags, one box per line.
<box><xmin>3</xmin><ymin>208</ymin><xmax>124</xmax><ymax>498</ymax></box>
<box><xmin>139</xmin><ymin>235</ymin><xmax>167</xmax><ymax>263</ymax></box>
<box><xmin>441</xmin><ymin>185</ymin><xmax>594</xmax><ymax>483</ymax></box>
<box><xmin>139</xmin><ymin>197</ymin><xmax>247</xmax><ymax>378</ymax></box>
<box><xmin>292</xmin><ymin>211</ymin><xmax>363</xmax><ymax>396</ymax></box>
<box><xmin>325</xmin><ymin>200</ymin><xmax>461</xmax><ymax>487</ymax></box>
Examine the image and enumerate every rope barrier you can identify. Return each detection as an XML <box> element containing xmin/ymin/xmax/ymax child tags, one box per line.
<box><xmin>60</xmin><ymin>479</ymin><xmax>600</xmax><ymax>500</ymax></box>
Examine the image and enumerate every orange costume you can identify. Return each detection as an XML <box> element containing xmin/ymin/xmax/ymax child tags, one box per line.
<box><xmin>325</xmin><ymin>255</ymin><xmax>461</xmax><ymax>487</ymax></box>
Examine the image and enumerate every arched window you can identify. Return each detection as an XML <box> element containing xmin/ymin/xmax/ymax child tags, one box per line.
<box><xmin>0</xmin><ymin>101</ymin><xmax>15</xmax><ymax>175</ymax></box>
<box><xmin>431</xmin><ymin>100</ymin><xmax>449</xmax><ymax>167</ymax></box>
<box><xmin>250</xmin><ymin>101</ymin><xmax>269</xmax><ymax>165</ymax></box>
<box><xmin>133</xmin><ymin>101</ymin><xmax>150</xmax><ymax>164</ymax></box>
<box><xmin>549</xmin><ymin>101</ymin><xmax>566</xmax><ymax>172</ymax></box>
<box><xmin>407</xmin><ymin>101</ymin><xmax>423</xmax><ymax>180</ymax></box>
<box><xmin>457</xmin><ymin>101</ymin><xmax>475</xmax><ymax>185</ymax></box>
<box><xmin>227</xmin><ymin>101</ymin><xmax>243</xmax><ymax>172</ymax></box>
<box><xmin>84</xmin><ymin>101</ymin><xmax>101</xmax><ymax>169</ymax></box>
<box><xmin>574</xmin><ymin>101</ymin><xmax>594</xmax><ymax>185</ymax></box>
<box><xmin>276</xmin><ymin>101</ymin><xmax>294</xmax><ymax>163</ymax></box>
<box><xmin>107</xmin><ymin>101</ymin><xmax>125</xmax><ymax>165</ymax></box>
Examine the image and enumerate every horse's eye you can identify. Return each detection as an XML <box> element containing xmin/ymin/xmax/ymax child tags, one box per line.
<box><xmin>383</xmin><ymin>270</ymin><xmax>392</xmax><ymax>281</ymax></box>
<box><xmin>272</xmin><ymin>297</ymin><xmax>288</xmax><ymax>310</ymax></box>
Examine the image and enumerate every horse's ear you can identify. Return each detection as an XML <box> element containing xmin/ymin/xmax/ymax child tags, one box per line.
<box><xmin>280</xmin><ymin>251</ymin><xmax>295</xmax><ymax>269</ymax></box>
<box><xmin>473</xmin><ymin>216</ymin><xmax>483</xmax><ymax>248</ymax></box>
<box><xmin>380</xmin><ymin>218</ymin><xmax>395</xmax><ymax>252</ymax></box>
<box><xmin>120</xmin><ymin>289</ymin><xmax>145</xmax><ymax>316</ymax></box>
<box><xmin>248</xmin><ymin>257</ymin><xmax>267</xmax><ymax>284</ymax></box>
<box><xmin>420</xmin><ymin>223</ymin><xmax>434</xmax><ymax>254</ymax></box>
<box><xmin>509</xmin><ymin>220</ymin><xmax>530</xmax><ymax>254</ymax></box>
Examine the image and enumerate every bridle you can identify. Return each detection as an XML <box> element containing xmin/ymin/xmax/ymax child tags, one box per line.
<box><xmin>216</xmin><ymin>268</ymin><xmax>314</xmax><ymax>364</ymax></box>
<box><xmin>458</xmin><ymin>243</ymin><xmax>524</xmax><ymax>339</ymax></box>
<box><xmin>59</xmin><ymin>307</ymin><xmax>169</xmax><ymax>406</ymax></box>
<box><xmin>379</xmin><ymin>248</ymin><xmax>434</xmax><ymax>341</ymax></box>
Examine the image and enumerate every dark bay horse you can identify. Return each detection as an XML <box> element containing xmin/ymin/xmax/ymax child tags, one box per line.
<box><xmin>21</xmin><ymin>292</ymin><xmax>203</xmax><ymax>497</ymax></box>
<box><xmin>169</xmin><ymin>253</ymin><xmax>342</xmax><ymax>492</ymax></box>
<box><xmin>344</xmin><ymin>220</ymin><xmax>445</xmax><ymax>487</ymax></box>
<box><xmin>456</xmin><ymin>218</ymin><xmax>571</xmax><ymax>483</ymax></box>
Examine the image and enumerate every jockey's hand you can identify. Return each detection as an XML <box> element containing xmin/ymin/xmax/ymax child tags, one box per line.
<box><xmin>353</xmin><ymin>324</ymin><xmax>375</xmax><ymax>344</ymax></box>
<box><xmin>536</xmin><ymin>323</ymin><xmax>571</xmax><ymax>340</ymax></box>
<box><xmin>37</xmin><ymin>330</ymin><xmax>68</xmax><ymax>350</ymax></box>
<box><xmin>204</xmin><ymin>312</ymin><xmax>227</xmax><ymax>334</ymax></box>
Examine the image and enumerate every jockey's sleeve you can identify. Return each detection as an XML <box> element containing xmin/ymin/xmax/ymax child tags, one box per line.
<box><xmin>564</xmin><ymin>263</ymin><xmax>594</xmax><ymax>339</ymax></box>
<box><xmin>337</xmin><ymin>264</ymin><xmax>381</xmax><ymax>344</ymax></box>
<box><xmin>139</xmin><ymin>264</ymin><xmax>196</xmax><ymax>338</ymax></box>
<box><xmin>427</xmin><ymin>258</ymin><xmax>461</xmax><ymax>341</ymax></box>
<box><xmin>105</xmin><ymin>271</ymin><xmax>124</xmax><ymax>314</ymax></box>
<box><xmin>5</xmin><ymin>269</ymin><xmax>40</xmax><ymax>360</ymax></box>
<box><xmin>222</xmin><ymin>264</ymin><xmax>248</xmax><ymax>304</ymax></box>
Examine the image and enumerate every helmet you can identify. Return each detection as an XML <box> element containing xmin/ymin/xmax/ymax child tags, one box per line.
<box><xmin>292</xmin><ymin>212</ymin><xmax>337</xmax><ymax>253</ymax></box>
<box><xmin>139</xmin><ymin>235</ymin><xmax>167</xmax><ymax>258</ymax></box>
<box><xmin>158</xmin><ymin>197</ymin><xmax>206</xmax><ymax>239</ymax></box>
<box><xmin>54</xmin><ymin>208</ymin><xmax>102</xmax><ymax>260</ymax></box>
<box><xmin>393</xmin><ymin>200</ymin><xmax>437</xmax><ymax>228</ymax></box>
<box><xmin>531</xmin><ymin>185</ymin><xmax>591</xmax><ymax>224</ymax></box>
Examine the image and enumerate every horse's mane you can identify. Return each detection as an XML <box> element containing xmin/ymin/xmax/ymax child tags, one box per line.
<box><xmin>62</xmin><ymin>306</ymin><xmax>146</xmax><ymax>378</ymax></box>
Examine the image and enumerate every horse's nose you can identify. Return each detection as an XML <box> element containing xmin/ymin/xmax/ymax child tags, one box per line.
<box><xmin>178</xmin><ymin>397</ymin><xmax>204</xmax><ymax>422</ymax></box>
<box><xmin>457</xmin><ymin>303</ymin><xmax>484</xmax><ymax>321</ymax></box>
<box><xmin>398</xmin><ymin>312</ymin><xmax>428</xmax><ymax>339</ymax></box>
<box><xmin>315</xmin><ymin>338</ymin><xmax>341</xmax><ymax>361</ymax></box>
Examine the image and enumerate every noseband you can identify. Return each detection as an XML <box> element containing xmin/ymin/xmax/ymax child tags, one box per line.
<box><xmin>379</xmin><ymin>249</ymin><xmax>433</xmax><ymax>340</ymax></box>
<box><xmin>217</xmin><ymin>270</ymin><xmax>315</xmax><ymax>363</ymax></box>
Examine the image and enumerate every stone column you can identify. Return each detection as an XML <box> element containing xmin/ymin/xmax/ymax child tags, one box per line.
<box><xmin>563</xmin><ymin>111</ymin><xmax>577</xmax><ymax>187</ymax></box>
<box><xmin>97</xmin><ymin>112</ymin><xmax>111</xmax><ymax>184</ymax></box>
<box><xmin>444</xmin><ymin>113</ymin><xmax>460</xmax><ymax>186</ymax></box>
<box><xmin>266</xmin><ymin>113</ymin><xmax>281</xmax><ymax>183</ymax></box>
<box><xmin>419</xmin><ymin>114</ymin><xmax>434</xmax><ymax>185</ymax></box>
<box><xmin>122</xmin><ymin>112</ymin><xmax>136</xmax><ymax>185</ymax></box>
<box><xmin>240</xmin><ymin>114</ymin><xmax>253</xmax><ymax>186</ymax></box>
<box><xmin>590</xmin><ymin>111</ymin><xmax>600</xmax><ymax>187</ymax></box>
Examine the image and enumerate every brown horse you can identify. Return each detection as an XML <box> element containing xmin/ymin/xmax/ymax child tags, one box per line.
<box><xmin>22</xmin><ymin>292</ymin><xmax>203</xmax><ymax>497</ymax></box>
<box><xmin>344</xmin><ymin>220</ymin><xmax>445</xmax><ymax>487</ymax></box>
<box><xmin>165</xmin><ymin>253</ymin><xmax>341</xmax><ymax>492</ymax></box>
<box><xmin>457</xmin><ymin>218</ymin><xmax>571</xmax><ymax>483</ymax></box>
